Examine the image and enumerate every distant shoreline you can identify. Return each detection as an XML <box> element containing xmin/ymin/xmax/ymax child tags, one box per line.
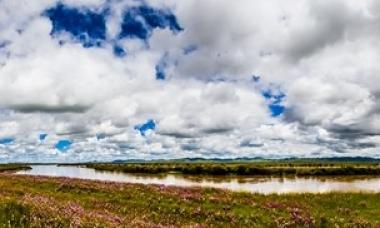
<box><xmin>0</xmin><ymin>164</ymin><xmax>31</xmax><ymax>173</ymax></box>
<box><xmin>83</xmin><ymin>162</ymin><xmax>380</xmax><ymax>176</ymax></box>
<box><xmin>5</xmin><ymin>158</ymin><xmax>380</xmax><ymax>176</ymax></box>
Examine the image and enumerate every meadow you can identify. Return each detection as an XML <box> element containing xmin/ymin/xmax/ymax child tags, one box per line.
<box><xmin>0</xmin><ymin>173</ymin><xmax>379</xmax><ymax>227</ymax></box>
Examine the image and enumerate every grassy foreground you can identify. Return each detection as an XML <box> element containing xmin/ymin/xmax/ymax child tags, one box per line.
<box><xmin>0</xmin><ymin>174</ymin><xmax>379</xmax><ymax>227</ymax></box>
<box><xmin>86</xmin><ymin>162</ymin><xmax>380</xmax><ymax>176</ymax></box>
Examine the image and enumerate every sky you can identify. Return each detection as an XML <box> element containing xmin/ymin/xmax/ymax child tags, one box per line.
<box><xmin>1</xmin><ymin>0</ymin><xmax>380</xmax><ymax>162</ymax></box>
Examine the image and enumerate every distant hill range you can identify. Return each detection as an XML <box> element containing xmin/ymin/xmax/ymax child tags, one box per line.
<box><xmin>111</xmin><ymin>156</ymin><xmax>380</xmax><ymax>164</ymax></box>
<box><xmin>20</xmin><ymin>156</ymin><xmax>380</xmax><ymax>165</ymax></box>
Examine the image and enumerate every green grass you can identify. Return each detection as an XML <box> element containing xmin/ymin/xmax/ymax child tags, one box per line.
<box><xmin>0</xmin><ymin>202</ymin><xmax>30</xmax><ymax>227</ymax></box>
<box><xmin>86</xmin><ymin>162</ymin><xmax>380</xmax><ymax>176</ymax></box>
<box><xmin>0</xmin><ymin>174</ymin><xmax>379</xmax><ymax>227</ymax></box>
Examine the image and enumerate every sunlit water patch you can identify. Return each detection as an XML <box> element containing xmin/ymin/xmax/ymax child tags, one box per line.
<box><xmin>16</xmin><ymin>165</ymin><xmax>380</xmax><ymax>194</ymax></box>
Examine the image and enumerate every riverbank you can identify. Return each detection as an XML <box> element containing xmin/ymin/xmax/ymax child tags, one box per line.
<box><xmin>86</xmin><ymin>162</ymin><xmax>380</xmax><ymax>176</ymax></box>
<box><xmin>1</xmin><ymin>174</ymin><xmax>379</xmax><ymax>227</ymax></box>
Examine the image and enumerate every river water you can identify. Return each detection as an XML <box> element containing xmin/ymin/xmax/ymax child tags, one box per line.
<box><xmin>15</xmin><ymin>165</ymin><xmax>380</xmax><ymax>194</ymax></box>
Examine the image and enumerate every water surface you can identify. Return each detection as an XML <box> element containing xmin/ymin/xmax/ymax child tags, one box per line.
<box><xmin>16</xmin><ymin>165</ymin><xmax>380</xmax><ymax>194</ymax></box>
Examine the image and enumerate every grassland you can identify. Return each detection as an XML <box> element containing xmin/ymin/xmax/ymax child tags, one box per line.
<box><xmin>0</xmin><ymin>174</ymin><xmax>379</xmax><ymax>227</ymax></box>
<box><xmin>86</xmin><ymin>162</ymin><xmax>380</xmax><ymax>176</ymax></box>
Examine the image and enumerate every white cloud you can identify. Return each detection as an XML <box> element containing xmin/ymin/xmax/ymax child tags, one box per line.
<box><xmin>1</xmin><ymin>0</ymin><xmax>380</xmax><ymax>162</ymax></box>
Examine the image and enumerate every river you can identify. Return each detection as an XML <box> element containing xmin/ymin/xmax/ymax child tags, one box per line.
<box><xmin>15</xmin><ymin>165</ymin><xmax>380</xmax><ymax>194</ymax></box>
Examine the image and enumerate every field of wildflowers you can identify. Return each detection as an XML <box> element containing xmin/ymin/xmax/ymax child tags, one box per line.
<box><xmin>0</xmin><ymin>173</ymin><xmax>379</xmax><ymax>227</ymax></box>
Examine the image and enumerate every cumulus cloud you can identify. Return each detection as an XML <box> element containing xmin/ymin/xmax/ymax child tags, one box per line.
<box><xmin>1</xmin><ymin>0</ymin><xmax>380</xmax><ymax>162</ymax></box>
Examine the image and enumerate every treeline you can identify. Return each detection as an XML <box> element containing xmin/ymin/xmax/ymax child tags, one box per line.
<box><xmin>86</xmin><ymin>163</ymin><xmax>380</xmax><ymax>176</ymax></box>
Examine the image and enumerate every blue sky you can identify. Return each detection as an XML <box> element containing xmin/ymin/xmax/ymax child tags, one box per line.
<box><xmin>0</xmin><ymin>0</ymin><xmax>380</xmax><ymax>162</ymax></box>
